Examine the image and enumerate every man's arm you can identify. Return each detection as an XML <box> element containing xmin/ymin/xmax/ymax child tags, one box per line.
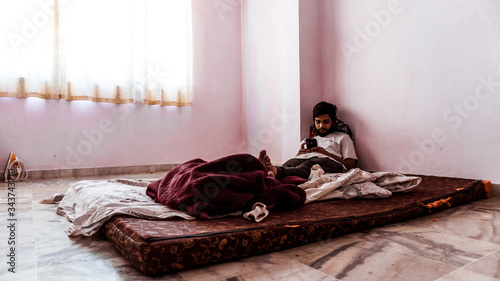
<box><xmin>309</xmin><ymin>147</ymin><xmax>357</xmax><ymax>171</ymax></box>
<box><xmin>341</xmin><ymin>158</ymin><xmax>357</xmax><ymax>171</ymax></box>
<box><xmin>296</xmin><ymin>142</ymin><xmax>309</xmax><ymax>156</ymax></box>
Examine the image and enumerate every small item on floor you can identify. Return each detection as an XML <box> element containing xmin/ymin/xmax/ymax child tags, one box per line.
<box><xmin>39</xmin><ymin>193</ymin><xmax>66</xmax><ymax>204</ymax></box>
<box><xmin>3</xmin><ymin>152</ymin><xmax>28</xmax><ymax>182</ymax></box>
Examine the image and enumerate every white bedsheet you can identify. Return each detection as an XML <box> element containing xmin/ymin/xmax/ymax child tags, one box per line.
<box><xmin>55</xmin><ymin>179</ymin><xmax>194</xmax><ymax>236</ymax></box>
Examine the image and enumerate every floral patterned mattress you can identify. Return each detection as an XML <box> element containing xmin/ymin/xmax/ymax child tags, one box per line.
<box><xmin>102</xmin><ymin>175</ymin><xmax>491</xmax><ymax>276</ymax></box>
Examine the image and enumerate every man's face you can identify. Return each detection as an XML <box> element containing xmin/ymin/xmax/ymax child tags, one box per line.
<box><xmin>314</xmin><ymin>114</ymin><xmax>333</xmax><ymax>137</ymax></box>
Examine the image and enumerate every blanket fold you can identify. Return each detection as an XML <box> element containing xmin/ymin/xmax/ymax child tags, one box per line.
<box><xmin>146</xmin><ymin>154</ymin><xmax>307</xmax><ymax>219</ymax></box>
<box><xmin>56</xmin><ymin>180</ymin><xmax>194</xmax><ymax>236</ymax></box>
<box><xmin>300</xmin><ymin>165</ymin><xmax>422</xmax><ymax>203</ymax></box>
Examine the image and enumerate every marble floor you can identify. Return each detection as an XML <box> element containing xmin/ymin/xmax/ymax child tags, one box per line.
<box><xmin>1</xmin><ymin>172</ymin><xmax>499</xmax><ymax>281</ymax></box>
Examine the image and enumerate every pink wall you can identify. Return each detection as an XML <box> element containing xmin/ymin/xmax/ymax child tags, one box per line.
<box><xmin>242</xmin><ymin>0</ymin><xmax>301</xmax><ymax>163</ymax></box>
<box><xmin>299</xmin><ymin>0</ymin><xmax>324</xmax><ymax>139</ymax></box>
<box><xmin>320</xmin><ymin>0</ymin><xmax>500</xmax><ymax>183</ymax></box>
<box><xmin>0</xmin><ymin>0</ymin><xmax>244</xmax><ymax>171</ymax></box>
<box><xmin>242</xmin><ymin>0</ymin><xmax>284</xmax><ymax>162</ymax></box>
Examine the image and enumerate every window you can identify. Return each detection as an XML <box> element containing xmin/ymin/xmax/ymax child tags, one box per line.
<box><xmin>0</xmin><ymin>0</ymin><xmax>192</xmax><ymax>106</ymax></box>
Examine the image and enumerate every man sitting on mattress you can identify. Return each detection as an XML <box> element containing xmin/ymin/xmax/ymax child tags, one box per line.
<box><xmin>259</xmin><ymin>101</ymin><xmax>358</xmax><ymax>180</ymax></box>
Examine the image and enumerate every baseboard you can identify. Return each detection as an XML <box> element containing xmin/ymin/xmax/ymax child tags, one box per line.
<box><xmin>491</xmin><ymin>183</ymin><xmax>500</xmax><ymax>197</ymax></box>
<box><xmin>24</xmin><ymin>164</ymin><xmax>178</xmax><ymax>180</ymax></box>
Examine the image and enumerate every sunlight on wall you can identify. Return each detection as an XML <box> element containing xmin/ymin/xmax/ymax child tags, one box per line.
<box><xmin>24</xmin><ymin>97</ymin><xmax>46</xmax><ymax>115</ymax></box>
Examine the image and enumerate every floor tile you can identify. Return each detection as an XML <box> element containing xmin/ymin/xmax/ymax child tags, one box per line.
<box><xmin>0</xmin><ymin>174</ymin><xmax>499</xmax><ymax>281</ymax></box>
<box><xmin>282</xmin><ymin>234</ymin><xmax>457</xmax><ymax>281</ymax></box>
<box><xmin>179</xmin><ymin>252</ymin><xmax>338</xmax><ymax>281</ymax></box>
<box><xmin>354</xmin><ymin>227</ymin><xmax>500</xmax><ymax>267</ymax></box>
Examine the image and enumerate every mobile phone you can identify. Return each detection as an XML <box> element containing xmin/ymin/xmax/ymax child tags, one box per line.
<box><xmin>305</xmin><ymin>138</ymin><xmax>317</xmax><ymax>150</ymax></box>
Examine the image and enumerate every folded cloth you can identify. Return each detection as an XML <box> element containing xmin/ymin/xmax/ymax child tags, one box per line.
<box><xmin>147</xmin><ymin>154</ymin><xmax>306</xmax><ymax>219</ymax></box>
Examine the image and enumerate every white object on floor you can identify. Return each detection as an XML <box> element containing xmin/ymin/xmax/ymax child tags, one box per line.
<box><xmin>3</xmin><ymin>152</ymin><xmax>29</xmax><ymax>182</ymax></box>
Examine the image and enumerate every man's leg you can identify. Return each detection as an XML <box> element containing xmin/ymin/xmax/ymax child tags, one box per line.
<box><xmin>308</xmin><ymin>157</ymin><xmax>344</xmax><ymax>173</ymax></box>
<box><xmin>275</xmin><ymin>157</ymin><xmax>344</xmax><ymax>179</ymax></box>
<box><xmin>258</xmin><ymin>150</ymin><xmax>311</xmax><ymax>179</ymax></box>
<box><xmin>258</xmin><ymin>151</ymin><xmax>342</xmax><ymax>180</ymax></box>
<box><xmin>275</xmin><ymin>158</ymin><xmax>316</xmax><ymax>180</ymax></box>
<box><xmin>281</xmin><ymin>158</ymin><xmax>306</xmax><ymax>167</ymax></box>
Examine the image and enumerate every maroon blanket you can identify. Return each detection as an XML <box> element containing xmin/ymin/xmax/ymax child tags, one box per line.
<box><xmin>146</xmin><ymin>154</ymin><xmax>306</xmax><ymax>219</ymax></box>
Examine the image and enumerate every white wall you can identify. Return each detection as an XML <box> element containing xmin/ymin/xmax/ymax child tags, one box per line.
<box><xmin>0</xmin><ymin>0</ymin><xmax>244</xmax><ymax>171</ymax></box>
<box><xmin>280</xmin><ymin>0</ymin><xmax>302</xmax><ymax>161</ymax></box>
<box><xmin>299</xmin><ymin>0</ymin><xmax>324</xmax><ymax>139</ymax></box>
<box><xmin>242</xmin><ymin>0</ymin><xmax>301</xmax><ymax>163</ymax></box>
<box><xmin>321</xmin><ymin>0</ymin><xmax>500</xmax><ymax>183</ymax></box>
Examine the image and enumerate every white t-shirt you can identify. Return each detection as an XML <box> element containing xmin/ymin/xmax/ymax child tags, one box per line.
<box><xmin>293</xmin><ymin>132</ymin><xmax>357</xmax><ymax>162</ymax></box>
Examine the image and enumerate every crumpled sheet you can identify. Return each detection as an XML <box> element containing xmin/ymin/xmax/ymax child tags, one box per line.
<box><xmin>55</xmin><ymin>179</ymin><xmax>194</xmax><ymax>236</ymax></box>
<box><xmin>300</xmin><ymin>165</ymin><xmax>422</xmax><ymax>203</ymax></box>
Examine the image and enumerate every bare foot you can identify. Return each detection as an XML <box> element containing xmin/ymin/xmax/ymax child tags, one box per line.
<box><xmin>258</xmin><ymin>149</ymin><xmax>267</xmax><ymax>164</ymax></box>
<box><xmin>258</xmin><ymin>150</ymin><xmax>278</xmax><ymax>177</ymax></box>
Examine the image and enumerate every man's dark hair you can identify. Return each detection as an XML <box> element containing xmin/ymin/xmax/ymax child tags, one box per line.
<box><xmin>313</xmin><ymin>101</ymin><xmax>337</xmax><ymax>122</ymax></box>
<box><xmin>311</xmin><ymin>101</ymin><xmax>354</xmax><ymax>139</ymax></box>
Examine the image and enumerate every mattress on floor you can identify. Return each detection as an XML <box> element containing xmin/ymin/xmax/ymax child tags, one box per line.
<box><xmin>102</xmin><ymin>175</ymin><xmax>491</xmax><ymax>276</ymax></box>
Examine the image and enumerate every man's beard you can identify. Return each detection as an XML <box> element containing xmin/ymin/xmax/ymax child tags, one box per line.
<box><xmin>315</xmin><ymin>126</ymin><xmax>335</xmax><ymax>137</ymax></box>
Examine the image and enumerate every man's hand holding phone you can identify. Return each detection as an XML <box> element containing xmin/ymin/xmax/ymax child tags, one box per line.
<box><xmin>297</xmin><ymin>139</ymin><xmax>318</xmax><ymax>156</ymax></box>
<box><xmin>305</xmin><ymin>138</ymin><xmax>317</xmax><ymax>149</ymax></box>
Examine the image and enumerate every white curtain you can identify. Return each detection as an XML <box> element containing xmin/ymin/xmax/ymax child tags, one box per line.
<box><xmin>0</xmin><ymin>0</ymin><xmax>192</xmax><ymax>106</ymax></box>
